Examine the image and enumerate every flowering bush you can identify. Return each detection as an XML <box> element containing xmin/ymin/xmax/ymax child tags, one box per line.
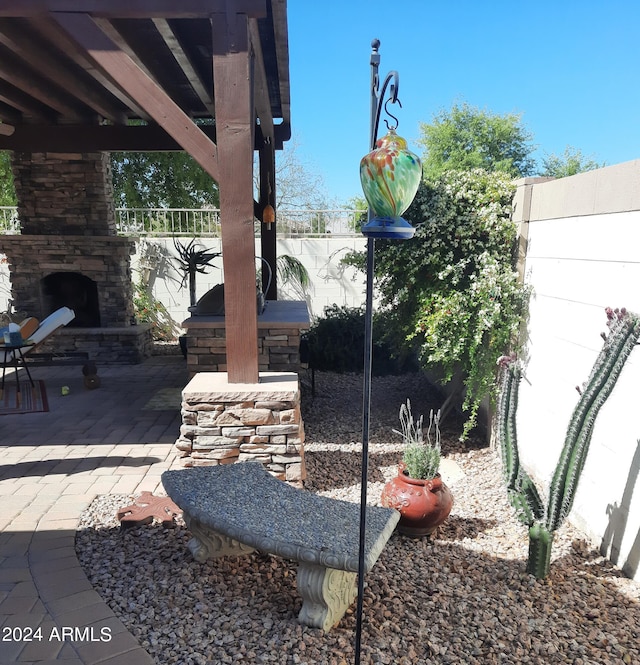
<box><xmin>413</xmin><ymin>250</ymin><xmax>529</xmax><ymax>437</ymax></box>
<box><xmin>352</xmin><ymin>168</ymin><xmax>528</xmax><ymax>438</ymax></box>
<box><xmin>133</xmin><ymin>279</ymin><xmax>180</xmax><ymax>342</ymax></box>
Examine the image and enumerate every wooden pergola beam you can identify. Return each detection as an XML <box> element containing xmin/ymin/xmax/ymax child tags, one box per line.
<box><xmin>0</xmin><ymin>18</ymin><xmax>127</xmax><ymax>123</ymax></box>
<box><xmin>0</xmin><ymin>124</ymin><xmax>219</xmax><ymax>152</ymax></box>
<box><xmin>29</xmin><ymin>14</ymin><xmax>150</xmax><ymax>120</ymax></box>
<box><xmin>52</xmin><ymin>11</ymin><xmax>220</xmax><ymax>182</ymax></box>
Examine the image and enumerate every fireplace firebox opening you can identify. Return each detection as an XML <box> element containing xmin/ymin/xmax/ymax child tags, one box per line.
<box><xmin>41</xmin><ymin>272</ymin><xmax>101</xmax><ymax>328</ymax></box>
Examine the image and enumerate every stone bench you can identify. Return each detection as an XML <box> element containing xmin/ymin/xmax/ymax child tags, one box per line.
<box><xmin>161</xmin><ymin>462</ymin><xmax>400</xmax><ymax>632</ymax></box>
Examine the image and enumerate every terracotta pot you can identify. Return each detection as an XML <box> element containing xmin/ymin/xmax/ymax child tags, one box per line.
<box><xmin>381</xmin><ymin>463</ymin><xmax>453</xmax><ymax>537</ymax></box>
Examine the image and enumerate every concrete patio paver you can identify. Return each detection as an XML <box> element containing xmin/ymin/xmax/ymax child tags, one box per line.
<box><xmin>0</xmin><ymin>356</ymin><xmax>187</xmax><ymax>664</ymax></box>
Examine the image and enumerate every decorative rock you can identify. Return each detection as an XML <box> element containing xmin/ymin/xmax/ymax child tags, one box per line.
<box><xmin>192</xmin><ymin>436</ymin><xmax>240</xmax><ymax>449</ymax></box>
<box><xmin>191</xmin><ymin>448</ymin><xmax>239</xmax><ymax>460</ymax></box>
<box><xmin>78</xmin><ymin>371</ymin><xmax>640</xmax><ymax>665</ymax></box>
<box><xmin>256</xmin><ymin>424</ymin><xmax>300</xmax><ymax>436</ymax></box>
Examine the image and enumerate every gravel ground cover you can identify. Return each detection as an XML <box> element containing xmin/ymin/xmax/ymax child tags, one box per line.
<box><xmin>76</xmin><ymin>371</ymin><xmax>640</xmax><ymax>665</ymax></box>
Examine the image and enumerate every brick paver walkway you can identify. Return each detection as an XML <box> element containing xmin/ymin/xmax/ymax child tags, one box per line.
<box><xmin>0</xmin><ymin>356</ymin><xmax>187</xmax><ymax>664</ymax></box>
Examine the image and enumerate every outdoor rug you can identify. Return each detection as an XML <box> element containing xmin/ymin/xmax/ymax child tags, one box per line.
<box><xmin>0</xmin><ymin>380</ymin><xmax>49</xmax><ymax>415</ymax></box>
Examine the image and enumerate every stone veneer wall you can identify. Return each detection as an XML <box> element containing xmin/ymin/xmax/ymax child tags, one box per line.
<box><xmin>11</xmin><ymin>151</ymin><xmax>117</xmax><ymax>235</ymax></box>
<box><xmin>1</xmin><ymin>235</ymin><xmax>136</xmax><ymax>326</ymax></box>
<box><xmin>184</xmin><ymin>325</ymin><xmax>304</xmax><ymax>377</ymax></box>
<box><xmin>45</xmin><ymin>325</ymin><xmax>152</xmax><ymax>364</ymax></box>
<box><xmin>175</xmin><ymin>372</ymin><xmax>305</xmax><ymax>484</ymax></box>
<box><xmin>182</xmin><ymin>300</ymin><xmax>310</xmax><ymax>378</ymax></box>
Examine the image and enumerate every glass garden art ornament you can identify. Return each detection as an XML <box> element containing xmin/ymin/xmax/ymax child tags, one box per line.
<box><xmin>359</xmin><ymin>128</ymin><xmax>422</xmax><ymax>239</ymax></box>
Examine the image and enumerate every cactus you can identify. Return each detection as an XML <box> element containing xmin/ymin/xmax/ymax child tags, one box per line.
<box><xmin>496</xmin><ymin>307</ymin><xmax>640</xmax><ymax>578</ymax></box>
<box><xmin>497</xmin><ymin>356</ymin><xmax>545</xmax><ymax>529</ymax></box>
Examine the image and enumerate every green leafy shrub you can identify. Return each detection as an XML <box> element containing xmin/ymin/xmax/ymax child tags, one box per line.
<box><xmin>303</xmin><ymin>304</ymin><xmax>418</xmax><ymax>375</ymax></box>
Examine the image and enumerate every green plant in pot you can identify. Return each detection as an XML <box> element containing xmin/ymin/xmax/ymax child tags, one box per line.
<box><xmin>381</xmin><ymin>399</ymin><xmax>453</xmax><ymax>537</ymax></box>
<box><xmin>497</xmin><ymin>307</ymin><xmax>640</xmax><ymax>578</ymax></box>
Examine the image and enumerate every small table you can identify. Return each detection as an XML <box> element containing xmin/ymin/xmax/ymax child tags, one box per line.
<box><xmin>1</xmin><ymin>341</ymin><xmax>36</xmax><ymax>406</ymax></box>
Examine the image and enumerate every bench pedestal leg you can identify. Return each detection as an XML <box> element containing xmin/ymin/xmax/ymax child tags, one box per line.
<box><xmin>296</xmin><ymin>563</ymin><xmax>357</xmax><ymax>632</ymax></box>
<box><xmin>185</xmin><ymin>516</ymin><xmax>255</xmax><ymax>562</ymax></box>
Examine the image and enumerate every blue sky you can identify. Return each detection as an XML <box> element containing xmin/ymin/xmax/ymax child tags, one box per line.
<box><xmin>286</xmin><ymin>0</ymin><xmax>640</xmax><ymax>205</ymax></box>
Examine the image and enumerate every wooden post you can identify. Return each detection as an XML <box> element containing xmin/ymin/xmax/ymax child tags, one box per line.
<box><xmin>213</xmin><ymin>12</ymin><xmax>259</xmax><ymax>383</ymax></box>
<box><xmin>258</xmin><ymin>135</ymin><xmax>277</xmax><ymax>300</ymax></box>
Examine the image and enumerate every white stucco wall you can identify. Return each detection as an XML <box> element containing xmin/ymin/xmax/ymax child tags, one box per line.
<box><xmin>0</xmin><ymin>236</ymin><xmax>367</xmax><ymax>323</ymax></box>
<box><xmin>513</xmin><ymin>160</ymin><xmax>640</xmax><ymax>581</ymax></box>
<box><xmin>131</xmin><ymin>236</ymin><xmax>368</xmax><ymax>324</ymax></box>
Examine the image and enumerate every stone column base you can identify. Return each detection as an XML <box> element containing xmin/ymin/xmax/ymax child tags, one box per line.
<box><xmin>175</xmin><ymin>371</ymin><xmax>305</xmax><ymax>483</ymax></box>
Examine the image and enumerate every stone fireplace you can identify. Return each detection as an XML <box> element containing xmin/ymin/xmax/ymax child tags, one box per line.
<box><xmin>0</xmin><ymin>151</ymin><xmax>150</xmax><ymax>363</ymax></box>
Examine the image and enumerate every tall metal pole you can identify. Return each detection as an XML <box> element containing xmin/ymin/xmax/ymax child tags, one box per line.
<box><xmin>353</xmin><ymin>38</ymin><xmax>382</xmax><ymax>665</ymax></box>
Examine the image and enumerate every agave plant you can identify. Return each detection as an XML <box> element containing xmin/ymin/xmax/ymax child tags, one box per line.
<box><xmin>172</xmin><ymin>237</ymin><xmax>221</xmax><ymax>308</ymax></box>
<box><xmin>497</xmin><ymin>307</ymin><xmax>640</xmax><ymax>578</ymax></box>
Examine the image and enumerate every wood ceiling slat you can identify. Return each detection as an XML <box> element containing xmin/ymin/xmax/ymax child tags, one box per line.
<box><xmin>0</xmin><ymin>19</ymin><xmax>126</xmax><ymax>123</ymax></box>
<box><xmin>153</xmin><ymin>18</ymin><xmax>214</xmax><ymax>115</ymax></box>
<box><xmin>94</xmin><ymin>18</ymin><xmax>161</xmax><ymax>86</ymax></box>
<box><xmin>28</xmin><ymin>14</ymin><xmax>150</xmax><ymax>121</ymax></box>
<box><xmin>54</xmin><ymin>11</ymin><xmax>219</xmax><ymax>181</ymax></box>
<box><xmin>0</xmin><ymin>44</ymin><xmax>89</xmax><ymax>119</ymax></box>
<box><xmin>108</xmin><ymin>17</ymin><xmax>207</xmax><ymax>116</ymax></box>
<box><xmin>0</xmin><ymin>98</ymin><xmax>22</xmax><ymax>123</ymax></box>
<box><xmin>249</xmin><ymin>19</ymin><xmax>273</xmax><ymax>141</ymax></box>
<box><xmin>271</xmin><ymin>0</ymin><xmax>289</xmax><ymax>137</ymax></box>
<box><xmin>0</xmin><ymin>79</ymin><xmax>55</xmax><ymax>121</ymax></box>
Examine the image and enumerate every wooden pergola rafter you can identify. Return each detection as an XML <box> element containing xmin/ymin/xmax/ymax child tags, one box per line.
<box><xmin>0</xmin><ymin>0</ymin><xmax>291</xmax><ymax>383</ymax></box>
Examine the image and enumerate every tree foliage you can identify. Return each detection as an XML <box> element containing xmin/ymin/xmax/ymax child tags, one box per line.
<box><xmin>111</xmin><ymin>152</ymin><xmax>219</xmax><ymax>209</ymax></box>
<box><xmin>419</xmin><ymin>102</ymin><xmax>536</xmax><ymax>179</ymax></box>
<box><xmin>272</xmin><ymin>136</ymin><xmax>329</xmax><ymax>209</ymax></box>
<box><xmin>0</xmin><ymin>151</ymin><xmax>16</xmax><ymax>206</ymax></box>
<box><xmin>539</xmin><ymin>145</ymin><xmax>603</xmax><ymax>178</ymax></box>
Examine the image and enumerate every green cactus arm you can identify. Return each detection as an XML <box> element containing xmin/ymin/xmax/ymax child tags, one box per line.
<box><xmin>496</xmin><ymin>360</ymin><xmax>545</xmax><ymax>526</ymax></box>
<box><xmin>547</xmin><ymin>316</ymin><xmax>632</xmax><ymax>526</ymax></box>
<box><xmin>507</xmin><ymin>467</ymin><xmax>545</xmax><ymax>527</ymax></box>
<box><xmin>546</xmin><ymin>312</ymin><xmax>640</xmax><ymax>531</ymax></box>
<box><xmin>527</xmin><ymin>523</ymin><xmax>554</xmax><ymax>579</ymax></box>
<box><xmin>497</xmin><ymin>364</ymin><xmax>521</xmax><ymax>489</ymax></box>
<box><xmin>559</xmin><ymin>314</ymin><xmax>633</xmax><ymax>460</ymax></box>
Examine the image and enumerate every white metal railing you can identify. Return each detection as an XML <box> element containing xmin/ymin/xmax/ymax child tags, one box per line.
<box><xmin>0</xmin><ymin>206</ymin><xmax>363</xmax><ymax>237</ymax></box>
<box><xmin>116</xmin><ymin>208</ymin><xmax>222</xmax><ymax>236</ymax></box>
<box><xmin>0</xmin><ymin>206</ymin><xmax>19</xmax><ymax>234</ymax></box>
<box><xmin>275</xmin><ymin>209</ymin><xmax>361</xmax><ymax>237</ymax></box>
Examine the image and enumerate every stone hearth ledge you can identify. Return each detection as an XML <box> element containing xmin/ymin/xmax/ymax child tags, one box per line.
<box><xmin>183</xmin><ymin>371</ymin><xmax>300</xmax><ymax>403</ymax></box>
